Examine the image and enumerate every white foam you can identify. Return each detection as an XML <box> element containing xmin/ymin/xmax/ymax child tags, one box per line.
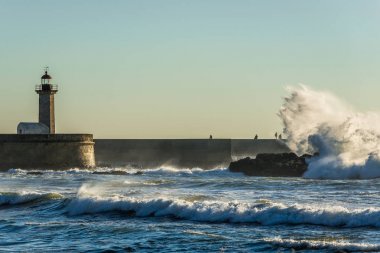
<box><xmin>7</xmin><ymin>168</ymin><xmax>27</xmax><ymax>174</ymax></box>
<box><xmin>138</xmin><ymin>167</ymin><xmax>233</xmax><ymax>176</ymax></box>
<box><xmin>6</xmin><ymin>168</ymin><xmax>93</xmax><ymax>175</ymax></box>
<box><xmin>184</xmin><ymin>230</ymin><xmax>228</xmax><ymax>239</ymax></box>
<box><xmin>279</xmin><ymin>85</ymin><xmax>380</xmax><ymax>179</ymax></box>
<box><xmin>4</xmin><ymin>167</ymin><xmax>232</xmax><ymax>177</ymax></box>
<box><xmin>264</xmin><ymin>237</ymin><xmax>380</xmax><ymax>252</ymax></box>
<box><xmin>66</xmin><ymin>193</ymin><xmax>380</xmax><ymax>227</ymax></box>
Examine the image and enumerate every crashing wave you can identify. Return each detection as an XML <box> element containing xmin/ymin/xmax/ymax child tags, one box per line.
<box><xmin>66</xmin><ymin>194</ymin><xmax>380</xmax><ymax>227</ymax></box>
<box><xmin>279</xmin><ymin>85</ymin><xmax>380</xmax><ymax>179</ymax></box>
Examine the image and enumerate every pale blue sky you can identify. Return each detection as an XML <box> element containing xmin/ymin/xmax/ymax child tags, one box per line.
<box><xmin>0</xmin><ymin>0</ymin><xmax>380</xmax><ymax>138</ymax></box>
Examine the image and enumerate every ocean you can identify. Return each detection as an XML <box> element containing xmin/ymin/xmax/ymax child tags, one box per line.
<box><xmin>0</xmin><ymin>167</ymin><xmax>379</xmax><ymax>252</ymax></box>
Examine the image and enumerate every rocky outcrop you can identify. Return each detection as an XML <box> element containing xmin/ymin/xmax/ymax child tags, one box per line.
<box><xmin>228</xmin><ymin>153</ymin><xmax>309</xmax><ymax>177</ymax></box>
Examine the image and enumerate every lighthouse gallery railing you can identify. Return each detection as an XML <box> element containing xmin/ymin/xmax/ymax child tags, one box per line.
<box><xmin>35</xmin><ymin>84</ymin><xmax>58</xmax><ymax>92</ymax></box>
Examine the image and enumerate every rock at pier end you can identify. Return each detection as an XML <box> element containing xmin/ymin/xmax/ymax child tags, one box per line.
<box><xmin>228</xmin><ymin>153</ymin><xmax>309</xmax><ymax>177</ymax></box>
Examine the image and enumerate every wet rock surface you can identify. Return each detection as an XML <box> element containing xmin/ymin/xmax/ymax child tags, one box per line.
<box><xmin>228</xmin><ymin>153</ymin><xmax>309</xmax><ymax>177</ymax></box>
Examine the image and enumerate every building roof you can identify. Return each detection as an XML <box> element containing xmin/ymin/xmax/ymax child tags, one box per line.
<box><xmin>17</xmin><ymin>122</ymin><xmax>49</xmax><ymax>134</ymax></box>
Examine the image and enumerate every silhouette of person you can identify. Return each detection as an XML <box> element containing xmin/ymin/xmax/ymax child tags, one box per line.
<box><xmin>279</xmin><ymin>134</ymin><xmax>282</xmax><ymax>140</ymax></box>
<box><xmin>275</xmin><ymin>132</ymin><xmax>278</xmax><ymax>139</ymax></box>
<box><xmin>209</xmin><ymin>135</ymin><xmax>213</xmax><ymax>139</ymax></box>
<box><xmin>254</xmin><ymin>134</ymin><xmax>258</xmax><ymax>140</ymax></box>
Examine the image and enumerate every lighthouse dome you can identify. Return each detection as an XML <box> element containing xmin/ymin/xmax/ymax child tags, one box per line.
<box><xmin>41</xmin><ymin>71</ymin><xmax>52</xmax><ymax>80</ymax></box>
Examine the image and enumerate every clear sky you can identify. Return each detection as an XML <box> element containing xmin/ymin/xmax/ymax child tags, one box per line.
<box><xmin>0</xmin><ymin>0</ymin><xmax>380</xmax><ymax>138</ymax></box>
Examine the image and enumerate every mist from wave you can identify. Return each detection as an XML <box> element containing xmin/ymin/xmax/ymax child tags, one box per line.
<box><xmin>279</xmin><ymin>85</ymin><xmax>380</xmax><ymax>179</ymax></box>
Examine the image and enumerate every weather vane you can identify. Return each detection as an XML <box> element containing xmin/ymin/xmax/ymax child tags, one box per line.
<box><xmin>44</xmin><ymin>66</ymin><xmax>49</xmax><ymax>73</ymax></box>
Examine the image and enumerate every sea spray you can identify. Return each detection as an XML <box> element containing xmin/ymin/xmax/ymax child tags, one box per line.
<box><xmin>279</xmin><ymin>85</ymin><xmax>380</xmax><ymax>179</ymax></box>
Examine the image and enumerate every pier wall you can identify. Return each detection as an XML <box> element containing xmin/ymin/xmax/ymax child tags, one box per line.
<box><xmin>94</xmin><ymin>139</ymin><xmax>231</xmax><ymax>168</ymax></box>
<box><xmin>0</xmin><ymin>137</ymin><xmax>290</xmax><ymax>170</ymax></box>
<box><xmin>0</xmin><ymin>134</ymin><xmax>95</xmax><ymax>170</ymax></box>
<box><xmin>231</xmin><ymin>139</ymin><xmax>290</xmax><ymax>159</ymax></box>
<box><xmin>94</xmin><ymin>139</ymin><xmax>290</xmax><ymax>169</ymax></box>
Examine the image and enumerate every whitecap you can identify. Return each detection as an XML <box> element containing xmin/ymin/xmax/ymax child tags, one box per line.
<box><xmin>0</xmin><ymin>191</ymin><xmax>64</xmax><ymax>205</ymax></box>
<box><xmin>263</xmin><ymin>237</ymin><xmax>380</xmax><ymax>252</ymax></box>
<box><xmin>66</xmin><ymin>195</ymin><xmax>380</xmax><ymax>227</ymax></box>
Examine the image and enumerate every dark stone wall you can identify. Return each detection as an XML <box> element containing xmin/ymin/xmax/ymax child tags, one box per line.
<box><xmin>94</xmin><ymin>139</ymin><xmax>232</xmax><ymax>169</ymax></box>
<box><xmin>94</xmin><ymin>139</ymin><xmax>290</xmax><ymax>169</ymax></box>
<box><xmin>0</xmin><ymin>134</ymin><xmax>95</xmax><ymax>170</ymax></box>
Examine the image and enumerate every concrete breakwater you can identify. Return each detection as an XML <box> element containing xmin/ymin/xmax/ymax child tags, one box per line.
<box><xmin>0</xmin><ymin>134</ymin><xmax>95</xmax><ymax>170</ymax></box>
<box><xmin>95</xmin><ymin>139</ymin><xmax>290</xmax><ymax>169</ymax></box>
<box><xmin>0</xmin><ymin>137</ymin><xmax>289</xmax><ymax>170</ymax></box>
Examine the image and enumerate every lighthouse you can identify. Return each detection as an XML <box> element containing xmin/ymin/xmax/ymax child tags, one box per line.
<box><xmin>9</xmin><ymin>68</ymin><xmax>95</xmax><ymax>169</ymax></box>
<box><xmin>35</xmin><ymin>69</ymin><xmax>58</xmax><ymax>134</ymax></box>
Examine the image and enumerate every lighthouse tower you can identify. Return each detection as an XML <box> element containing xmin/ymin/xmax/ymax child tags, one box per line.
<box><xmin>35</xmin><ymin>69</ymin><xmax>58</xmax><ymax>134</ymax></box>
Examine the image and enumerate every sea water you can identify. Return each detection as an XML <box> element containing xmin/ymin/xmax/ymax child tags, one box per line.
<box><xmin>0</xmin><ymin>167</ymin><xmax>379</xmax><ymax>252</ymax></box>
<box><xmin>2</xmin><ymin>85</ymin><xmax>380</xmax><ymax>252</ymax></box>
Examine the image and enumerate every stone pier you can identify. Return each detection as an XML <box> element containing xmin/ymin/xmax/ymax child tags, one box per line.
<box><xmin>0</xmin><ymin>134</ymin><xmax>95</xmax><ymax>170</ymax></box>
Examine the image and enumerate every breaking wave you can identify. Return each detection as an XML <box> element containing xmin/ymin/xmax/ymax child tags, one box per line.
<box><xmin>6</xmin><ymin>167</ymin><xmax>232</xmax><ymax>177</ymax></box>
<box><xmin>66</xmin><ymin>187</ymin><xmax>380</xmax><ymax>227</ymax></box>
<box><xmin>264</xmin><ymin>237</ymin><xmax>380</xmax><ymax>252</ymax></box>
<box><xmin>279</xmin><ymin>85</ymin><xmax>380</xmax><ymax>179</ymax></box>
<box><xmin>139</xmin><ymin>167</ymin><xmax>232</xmax><ymax>176</ymax></box>
<box><xmin>0</xmin><ymin>191</ymin><xmax>63</xmax><ymax>205</ymax></box>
